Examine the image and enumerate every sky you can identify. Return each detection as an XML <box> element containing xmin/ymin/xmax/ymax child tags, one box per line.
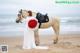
<box><xmin>0</xmin><ymin>0</ymin><xmax>80</xmax><ymax>16</ymax></box>
<box><xmin>0</xmin><ymin>0</ymin><xmax>53</xmax><ymax>14</ymax></box>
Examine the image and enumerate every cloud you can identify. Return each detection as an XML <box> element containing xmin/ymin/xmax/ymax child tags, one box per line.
<box><xmin>0</xmin><ymin>0</ymin><xmax>53</xmax><ymax>14</ymax></box>
<box><xmin>0</xmin><ymin>0</ymin><xmax>80</xmax><ymax>16</ymax></box>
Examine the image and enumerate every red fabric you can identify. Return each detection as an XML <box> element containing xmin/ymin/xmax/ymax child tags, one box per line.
<box><xmin>28</xmin><ymin>19</ymin><xmax>37</xmax><ymax>28</ymax></box>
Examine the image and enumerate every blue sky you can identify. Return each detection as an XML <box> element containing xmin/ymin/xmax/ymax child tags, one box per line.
<box><xmin>0</xmin><ymin>0</ymin><xmax>80</xmax><ymax>16</ymax></box>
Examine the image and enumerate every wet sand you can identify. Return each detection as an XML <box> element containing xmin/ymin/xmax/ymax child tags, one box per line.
<box><xmin>0</xmin><ymin>34</ymin><xmax>80</xmax><ymax>53</ymax></box>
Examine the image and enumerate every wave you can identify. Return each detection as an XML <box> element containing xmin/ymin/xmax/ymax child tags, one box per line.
<box><xmin>0</xmin><ymin>15</ymin><xmax>80</xmax><ymax>36</ymax></box>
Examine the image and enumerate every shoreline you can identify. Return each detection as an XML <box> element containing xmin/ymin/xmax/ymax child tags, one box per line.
<box><xmin>0</xmin><ymin>34</ymin><xmax>80</xmax><ymax>53</ymax></box>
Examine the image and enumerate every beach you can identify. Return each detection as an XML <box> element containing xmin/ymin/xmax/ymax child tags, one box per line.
<box><xmin>0</xmin><ymin>0</ymin><xmax>80</xmax><ymax>53</ymax></box>
<box><xmin>0</xmin><ymin>34</ymin><xmax>80</xmax><ymax>53</ymax></box>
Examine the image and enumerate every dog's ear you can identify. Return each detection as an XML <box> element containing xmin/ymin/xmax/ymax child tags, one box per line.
<box><xmin>28</xmin><ymin>10</ymin><xmax>32</xmax><ymax>16</ymax></box>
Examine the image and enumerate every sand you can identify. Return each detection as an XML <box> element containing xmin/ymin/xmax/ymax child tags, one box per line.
<box><xmin>0</xmin><ymin>34</ymin><xmax>80</xmax><ymax>53</ymax></box>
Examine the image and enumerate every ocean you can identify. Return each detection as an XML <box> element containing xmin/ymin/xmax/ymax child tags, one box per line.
<box><xmin>0</xmin><ymin>14</ymin><xmax>80</xmax><ymax>37</ymax></box>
